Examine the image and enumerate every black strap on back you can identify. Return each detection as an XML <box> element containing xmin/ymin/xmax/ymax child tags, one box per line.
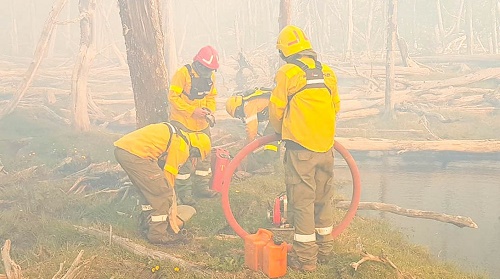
<box><xmin>158</xmin><ymin>123</ymin><xmax>176</xmax><ymax>163</ymax></box>
<box><xmin>157</xmin><ymin>123</ymin><xmax>191</xmax><ymax>168</ymax></box>
<box><xmin>182</xmin><ymin>64</ymin><xmax>212</xmax><ymax>100</ymax></box>
<box><xmin>185</xmin><ymin>64</ymin><xmax>195</xmax><ymax>79</ymax></box>
<box><xmin>286</xmin><ymin>59</ymin><xmax>331</xmax><ymax>103</ymax></box>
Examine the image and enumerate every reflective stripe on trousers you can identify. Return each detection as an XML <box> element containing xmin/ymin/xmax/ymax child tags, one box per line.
<box><xmin>294</xmin><ymin>232</ymin><xmax>316</xmax><ymax>242</ymax></box>
<box><xmin>150</xmin><ymin>214</ymin><xmax>168</xmax><ymax>222</ymax></box>
<box><xmin>176</xmin><ymin>173</ymin><xmax>191</xmax><ymax>180</ymax></box>
<box><xmin>315</xmin><ymin>225</ymin><xmax>333</xmax><ymax>235</ymax></box>
<box><xmin>195</xmin><ymin>168</ymin><xmax>211</xmax><ymax>176</ymax></box>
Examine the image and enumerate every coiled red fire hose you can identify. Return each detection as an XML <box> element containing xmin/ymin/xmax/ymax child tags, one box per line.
<box><xmin>220</xmin><ymin>133</ymin><xmax>361</xmax><ymax>240</ymax></box>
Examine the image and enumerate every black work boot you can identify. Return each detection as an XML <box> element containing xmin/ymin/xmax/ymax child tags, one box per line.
<box><xmin>195</xmin><ymin>186</ymin><xmax>219</xmax><ymax>198</ymax></box>
<box><xmin>288</xmin><ymin>256</ymin><xmax>317</xmax><ymax>272</ymax></box>
<box><xmin>147</xmin><ymin>221</ymin><xmax>189</xmax><ymax>246</ymax></box>
<box><xmin>176</xmin><ymin>185</ymin><xmax>197</xmax><ymax>206</ymax></box>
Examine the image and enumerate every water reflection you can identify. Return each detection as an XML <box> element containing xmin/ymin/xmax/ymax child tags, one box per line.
<box><xmin>335</xmin><ymin>155</ymin><xmax>500</xmax><ymax>277</ymax></box>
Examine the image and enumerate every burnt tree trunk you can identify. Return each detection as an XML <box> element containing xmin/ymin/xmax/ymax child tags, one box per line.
<box><xmin>118</xmin><ymin>0</ymin><xmax>169</xmax><ymax>127</ymax></box>
<box><xmin>71</xmin><ymin>0</ymin><xmax>96</xmax><ymax>132</ymax></box>
<box><xmin>491</xmin><ymin>0</ymin><xmax>499</xmax><ymax>54</ymax></box>
<box><xmin>436</xmin><ymin>0</ymin><xmax>444</xmax><ymax>50</ymax></box>
<box><xmin>279</xmin><ymin>0</ymin><xmax>291</xmax><ymax>31</ymax></box>
<box><xmin>9</xmin><ymin>0</ymin><xmax>19</xmax><ymax>56</ymax></box>
<box><xmin>465</xmin><ymin>0</ymin><xmax>474</xmax><ymax>54</ymax></box>
<box><xmin>366</xmin><ymin>0</ymin><xmax>375</xmax><ymax>58</ymax></box>
<box><xmin>347</xmin><ymin>0</ymin><xmax>353</xmax><ymax>60</ymax></box>
<box><xmin>446</xmin><ymin>0</ymin><xmax>464</xmax><ymax>37</ymax></box>
<box><xmin>163</xmin><ymin>0</ymin><xmax>177</xmax><ymax>75</ymax></box>
<box><xmin>384</xmin><ymin>0</ymin><xmax>397</xmax><ymax>119</ymax></box>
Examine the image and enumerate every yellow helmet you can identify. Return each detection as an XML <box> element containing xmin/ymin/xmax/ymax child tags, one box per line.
<box><xmin>183</xmin><ymin>131</ymin><xmax>211</xmax><ymax>160</ymax></box>
<box><xmin>225</xmin><ymin>95</ymin><xmax>243</xmax><ymax>118</ymax></box>
<box><xmin>276</xmin><ymin>25</ymin><xmax>312</xmax><ymax>57</ymax></box>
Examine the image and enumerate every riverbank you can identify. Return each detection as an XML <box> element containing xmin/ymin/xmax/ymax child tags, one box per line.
<box><xmin>0</xmin><ymin>109</ymin><xmax>490</xmax><ymax>278</ymax></box>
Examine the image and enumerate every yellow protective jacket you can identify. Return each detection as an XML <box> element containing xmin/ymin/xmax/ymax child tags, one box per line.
<box><xmin>269</xmin><ymin>56</ymin><xmax>340</xmax><ymax>152</ymax></box>
<box><xmin>114</xmin><ymin>123</ymin><xmax>190</xmax><ymax>187</ymax></box>
<box><xmin>168</xmin><ymin>64</ymin><xmax>217</xmax><ymax>131</ymax></box>
<box><xmin>242</xmin><ymin>97</ymin><xmax>270</xmax><ymax>143</ymax></box>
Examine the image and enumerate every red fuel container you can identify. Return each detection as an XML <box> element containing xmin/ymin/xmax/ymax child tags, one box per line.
<box><xmin>210</xmin><ymin>148</ymin><xmax>231</xmax><ymax>192</ymax></box>
<box><xmin>262</xmin><ymin>240</ymin><xmax>288</xmax><ymax>278</ymax></box>
<box><xmin>244</xmin><ymin>228</ymin><xmax>273</xmax><ymax>271</ymax></box>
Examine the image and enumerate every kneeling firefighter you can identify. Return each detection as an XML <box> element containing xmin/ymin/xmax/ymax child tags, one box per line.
<box><xmin>114</xmin><ymin>122</ymin><xmax>211</xmax><ymax>244</ymax></box>
<box><xmin>225</xmin><ymin>87</ymin><xmax>280</xmax><ymax>172</ymax></box>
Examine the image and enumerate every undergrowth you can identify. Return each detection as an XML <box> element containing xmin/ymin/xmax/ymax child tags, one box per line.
<box><xmin>0</xmin><ymin>109</ymin><xmax>490</xmax><ymax>278</ymax></box>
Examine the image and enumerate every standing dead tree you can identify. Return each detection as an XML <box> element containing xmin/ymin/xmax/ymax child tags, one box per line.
<box><xmin>118</xmin><ymin>0</ymin><xmax>169</xmax><ymax>127</ymax></box>
<box><xmin>72</xmin><ymin>0</ymin><xmax>97</xmax><ymax>132</ymax></box>
<box><xmin>279</xmin><ymin>0</ymin><xmax>291</xmax><ymax>31</ymax></box>
<box><xmin>384</xmin><ymin>0</ymin><xmax>398</xmax><ymax>119</ymax></box>
<box><xmin>0</xmin><ymin>0</ymin><xmax>69</xmax><ymax>120</ymax></box>
<box><xmin>163</xmin><ymin>0</ymin><xmax>178</xmax><ymax>75</ymax></box>
<box><xmin>491</xmin><ymin>0</ymin><xmax>499</xmax><ymax>54</ymax></box>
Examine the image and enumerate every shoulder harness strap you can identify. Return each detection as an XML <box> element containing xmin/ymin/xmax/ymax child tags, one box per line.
<box><xmin>241</xmin><ymin>87</ymin><xmax>272</xmax><ymax>102</ymax></box>
<box><xmin>185</xmin><ymin>64</ymin><xmax>195</xmax><ymax>79</ymax></box>
<box><xmin>158</xmin><ymin>122</ymin><xmax>177</xmax><ymax>161</ymax></box>
<box><xmin>286</xmin><ymin>59</ymin><xmax>331</xmax><ymax>103</ymax></box>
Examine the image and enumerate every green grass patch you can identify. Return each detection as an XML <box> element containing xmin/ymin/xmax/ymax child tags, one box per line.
<box><xmin>0</xmin><ymin>109</ymin><xmax>490</xmax><ymax>278</ymax></box>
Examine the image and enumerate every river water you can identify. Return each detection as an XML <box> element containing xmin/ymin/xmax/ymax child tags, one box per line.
<box><xmin>335</xmin><ymin>152</ymin><xmax>500</xmax><ymax>277</ymax></box>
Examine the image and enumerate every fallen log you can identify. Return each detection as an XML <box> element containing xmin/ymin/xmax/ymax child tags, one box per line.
<box><xmin>335</xmin><ymin>137</ymin><xmax>500</xmax><ymax>153</ymax></box>
<box><xmin>336</xmin><ymin>201</ymin><xmax>478</xmax><ymax>228</ymax></box>
<box><xmin>0</xmin><ymin>165</ymin><xmax>43</xmax><ymax>186</ymax></box>
<box><xmin>339</xmin><ymin>108</ymin><xmax>381</xmax><ymax>120</ymax></box>
<box><xmin>394</xmin><ymin>102</ymin><xmax>459</xmax><ymax>123</ymax></box>
<box><xmin>412</xmin><ymin>68</ymin><xmax>500</xmax><ymax>90</ymax></box>
<box><xmin>1</xmin><ymin>240</ymin><xmax>22</xmax><ymax>279</ymax></box>
<box><xmin>74</xmin><ymin>225</ymin><xmax>211</xmax><ymax>277</ymax></box>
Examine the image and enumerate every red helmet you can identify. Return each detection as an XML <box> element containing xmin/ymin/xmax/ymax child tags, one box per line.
<box><xmin>193</xmin><ymin>45</ymin><xmax>219</xmax><ymax>70</ymax></box>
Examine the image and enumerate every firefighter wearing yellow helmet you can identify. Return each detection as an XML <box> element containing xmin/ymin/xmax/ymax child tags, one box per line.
<box><xmin>113</xmin><ymin>122</ymin><xmax>210</xmax><ymax>244</ymax></box>
<box><xmin>225</xmin><ymin>88</ymin><xmax>280</xmax><ymax>172</ymax></box>
<box><xmin>269</xmin><ymin>25</ymin><xmax>341</xmax><ymax>272</ymax></box>
<box><xmin>168</xmin><ymin>46</ymin><xmax>220</xmax><ymax>206</ymax></box>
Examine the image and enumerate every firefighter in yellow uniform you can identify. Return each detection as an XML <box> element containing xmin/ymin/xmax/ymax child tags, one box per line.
<box><xmin>168</xmin><ymin>45</ymin><xmax>220</xmax><ymax>205</ymax></box>
<box><xmin>114</xmin><ymin>122</ymin><xmax>211</xmax><ymax>244</ymax></box>
<box><xmin>225</xmin><ymin>88</ymin><xmax>280</xmax><ymax>171</ymax></box>
<box><xmin>268</xmin><ymin>25</ymin><xmax>341</xmax><ymax>272</ymax></box>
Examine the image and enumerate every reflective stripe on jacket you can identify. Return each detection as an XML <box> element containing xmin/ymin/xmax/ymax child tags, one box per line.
<box><xmin>113</xmin><ymin>123</ymin><xmax>190</xmax><ymax>187</ymax></box>
<box><xmin>168</xmin><ymin>64</ymin><xmax>217</xmax><ymax>131</ymax></box>
<box><xmin>269</xmin><ymin>56</ymin><xmax>340</xmax><ymax>152</ymax></box>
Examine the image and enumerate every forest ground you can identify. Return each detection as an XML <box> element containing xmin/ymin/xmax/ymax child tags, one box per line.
<box><xmin>1</xmin><ymin>54</ymin><xmax>498</xmax><ymax>278</ymax></box>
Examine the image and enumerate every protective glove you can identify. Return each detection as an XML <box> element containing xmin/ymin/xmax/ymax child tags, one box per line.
<box><xmin>202</xmin><ymin>108</ymin><xmax>216</xmax><ymax>127</ymax></box>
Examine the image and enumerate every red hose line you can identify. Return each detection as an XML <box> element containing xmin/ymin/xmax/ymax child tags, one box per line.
<box><xmin>220</xmin><ymin>133</ymin><xmax>361</xmax><ymax>240</ymax></box>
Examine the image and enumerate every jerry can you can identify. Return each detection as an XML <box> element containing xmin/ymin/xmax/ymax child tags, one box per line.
<box><xmin>262</xmin><ymin>239</ymin><xmax>288</xmax><ymax>278</ymax></box>
<box><xmin>244</xmin><ymin>228</ymin><xmax>274</xmax><ymax>271</ymax></box>
<box><xmin>210</xmin><ymin>148</ymin><xmax>231</xmax><ymax>192</ymax></box>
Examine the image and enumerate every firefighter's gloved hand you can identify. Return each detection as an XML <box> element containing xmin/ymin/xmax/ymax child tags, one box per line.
<box><xmin>202</xmin><ymin>108</ymin><xmax>216</xmax><ymax>127</ymax></box>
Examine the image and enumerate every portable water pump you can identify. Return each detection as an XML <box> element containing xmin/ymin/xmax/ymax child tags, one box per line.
<box><xmin>266</xmin><ymin>192</ymin><xmax>291</xmax><ymax>228</ymax></box>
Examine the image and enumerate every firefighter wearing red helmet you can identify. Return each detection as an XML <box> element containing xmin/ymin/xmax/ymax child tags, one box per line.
<box><xmin>269</xmin><ymin>25</ymin><xmax>341</xmax><ymax>272</ymax></box>
<box><xmin>168</xmin><ymin>45</ymin><xmax>220</xmax><ymax>206</ymax></box>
